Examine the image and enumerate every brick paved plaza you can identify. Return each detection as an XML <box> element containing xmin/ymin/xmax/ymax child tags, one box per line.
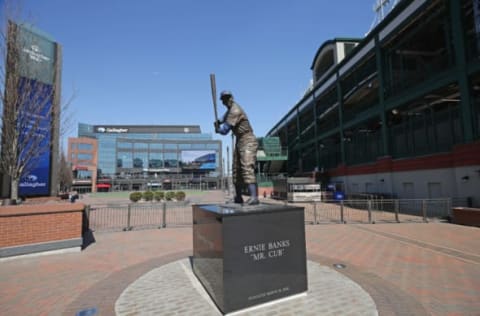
<box><xmin>0</xmin><ymin>191</ymin><xmax>479</xmax><ymax>315</ymax></box>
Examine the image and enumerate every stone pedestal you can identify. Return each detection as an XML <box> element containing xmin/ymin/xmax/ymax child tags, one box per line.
<box><xmin>192</xmin><ymin>203</ymin><xmax>307</xmax><ymax>314</ymax></box>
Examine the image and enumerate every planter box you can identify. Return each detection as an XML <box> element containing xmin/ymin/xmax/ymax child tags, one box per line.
<box><xmin>452</xmin><ymin>207</ymin><xmax>480</xmax><ymax>227</ymax></box>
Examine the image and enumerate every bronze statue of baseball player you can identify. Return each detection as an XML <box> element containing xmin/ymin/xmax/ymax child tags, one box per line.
<box><xmin>214</xmin><ymin>91</ymin><xmax>259</xmax><ymax>205</ymax></box>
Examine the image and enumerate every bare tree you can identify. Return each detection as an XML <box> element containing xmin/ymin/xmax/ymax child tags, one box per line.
<box><xmin>58</xmin><ymin>150</ymin><xmax>72</xmax><ymax>193</ymax></box>
<box><xmin>0</xmin><ymin>3</ymin><xmax>73</xmax><ymax>202</ymax></box>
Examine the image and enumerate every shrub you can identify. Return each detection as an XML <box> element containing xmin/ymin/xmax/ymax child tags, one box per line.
<box><xmin>154</xmin><ymin>191</ymin><xmax>164</xmax><ymax>201</ymax></box>
<box><xmin>165</xmin><ymin>191</ymin><xmax>175</xmax><ymax>201</ymax></box>
<box><xmin>129</xmin><ymin>192</ymin><xmax>142</xmax><ymax>203</ymax></box>
<box><xmin>175</xmin><ymin>191</ymin><xmax>186</xmax><ymax>201</ymax></box>
<box><xmin>143</xmin><ymin>191</ymin><xmax>154</xmax><ymax>201</ymax></box>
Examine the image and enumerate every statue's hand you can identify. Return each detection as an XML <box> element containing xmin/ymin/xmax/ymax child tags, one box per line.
<box><xmin>214</xmin><ymin>120</ymin><xmax>221</xmax><ymax>133</ymax></box>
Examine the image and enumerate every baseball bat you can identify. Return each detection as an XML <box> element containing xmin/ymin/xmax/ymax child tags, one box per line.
<box><xmin>210</xmin><ymin>73</ymin><xmax>218</xmax><ymax>122</ymax></box>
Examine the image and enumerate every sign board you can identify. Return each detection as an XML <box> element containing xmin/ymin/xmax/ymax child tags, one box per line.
<box><xmin>10</xmin><ymin>23</ymin><xmax>57</xmax><ymax>196</ymax></box>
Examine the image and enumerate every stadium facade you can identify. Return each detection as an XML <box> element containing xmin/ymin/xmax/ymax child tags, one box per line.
<box><xmin>69</xmin><ymin>123</ymin><xmax>222</xmax><ymax>192</ymax></box>
<box><xmin>266</xmin><ymin>0</ymin><xmax>480</xmax><ymax>206</ymax></box>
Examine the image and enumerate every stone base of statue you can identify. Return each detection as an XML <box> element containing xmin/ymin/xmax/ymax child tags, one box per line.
<box><xmin>192</xmin><ymin>203</ymin><xmax>308</xmax><ymax>314</ymax></box>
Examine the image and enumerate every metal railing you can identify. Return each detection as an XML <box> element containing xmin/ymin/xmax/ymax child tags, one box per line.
<box><xmin>86</xmin><ymin>201</ymin><xmax>192</xmax><ymax>232</ymax></box>
<box><xmin>84</xmin><ymin>198</ymin><xmax>452</xmax><ymax>232</ymax></box>
<box><xmin>301</xmin><ymin>199</ymin><xmax>451</xmax><ymax>224</ymax></box>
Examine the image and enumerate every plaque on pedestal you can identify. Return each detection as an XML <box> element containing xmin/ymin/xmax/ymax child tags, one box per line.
<box><xmin>192</xmin><ymin>203</ymin><xmax>308</xmax><ymax>314</ymax></box>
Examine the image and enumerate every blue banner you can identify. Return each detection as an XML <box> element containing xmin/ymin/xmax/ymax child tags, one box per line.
<box><xmin>18</xmin><ymin>78</ymin><xmax>53</xmax><ymax>196</ymax></box>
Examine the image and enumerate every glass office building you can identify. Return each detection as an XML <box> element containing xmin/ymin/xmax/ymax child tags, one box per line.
<box><xmin>77</xmin><ymin>123</ymin><xmax>222</xmax><ymax>189</ymax></box>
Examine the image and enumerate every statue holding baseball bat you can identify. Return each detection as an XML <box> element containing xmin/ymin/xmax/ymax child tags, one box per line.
<box><xmin>210</xmin><ymin>74</ymin><xmax>259</xmax><ymax>205</ymax></box>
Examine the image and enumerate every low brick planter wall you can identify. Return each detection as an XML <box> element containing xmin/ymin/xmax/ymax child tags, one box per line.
<box><xmin>0</xmin><ymin>203</ymin><xmax>85</xmax><ymax>258</ymax></box>
<box><xmin>452</xmin><ymin>207</ymin><xmax>480</xmax><ymax>227</ymax></box>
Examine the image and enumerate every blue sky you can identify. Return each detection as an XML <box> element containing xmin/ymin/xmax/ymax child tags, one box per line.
<box><xmin>9</xmin><ymin>0</ymin><xmax>377</xmax><ymax>149</ymax></box>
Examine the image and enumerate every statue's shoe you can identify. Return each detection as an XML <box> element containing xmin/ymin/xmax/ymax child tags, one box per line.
<box><xmin>226</xmin><ymin>197</ymin><xmax>244</xmax><ymax>204</ymax></box>
<box><xmin>245</xmin><ymin>197</ymin><xmax>259</xmax><ymax>205</ymax></box>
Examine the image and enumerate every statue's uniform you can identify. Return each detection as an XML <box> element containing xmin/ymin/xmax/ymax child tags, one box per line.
<box><xmin>223</xmin><ymin>101</ymin><xmax>258</xmax><ymax>185</ymax></box>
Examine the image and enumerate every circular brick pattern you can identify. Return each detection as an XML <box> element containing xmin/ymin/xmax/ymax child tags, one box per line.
<box><xmin>115</xmin><ymin>259</ymin><xmax>378</xmax><ymax>315</ymax></box>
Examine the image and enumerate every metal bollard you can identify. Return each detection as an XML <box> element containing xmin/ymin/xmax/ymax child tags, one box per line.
<box><xmin>162</xmin><ymin>202</ymin><xmax>167</xmax><ymax>228</ymax></box>
<box><xmin>446</xmin><ymin>198</ymin><xmax>452</xmax><ymax>220</ymax></box>
<box><xmin>422</xmin><ymin>200</ymin><xmax>428</xmax><ymax>223</ymax></box>
<box><xmin>367</xmin><ymin>200</ymin><xmax>373</xmax><ymax>224</ymax></box>
<box><xmin>157</xmin><ymin>203</ymin><xmax>163</xmax><ymax>229</ymax></box>
<box><xmin>124</xmin><ymin>204</ymin><xmax>132</xmax><ymax>231</ymax></box>
<box><xmin>313</xmin><ymin>202</ymin><xmax>318</xmax><ymax>224</ymax></box>
<box><xmin>340</xmin><ymin>201</ymin><xmax>345</xmax><ymax>224</ymax></box>
<box><xmin>394</xmin><ymin>200</ymin><xmax>400</xmax><ymax>223</ymax></box>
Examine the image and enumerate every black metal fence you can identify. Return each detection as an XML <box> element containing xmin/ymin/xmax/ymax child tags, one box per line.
<box><xmin>301</xmin><ymin>199</ymin><xmax>451</xmax><ymax>224</ymax></box>
<box><xmin>85</xmin><ymin>198</ymin><xmax>452</xmax><ymax>232</ymax></box>
<box><xmin>86</xmin><ymin>201</ymin><xmax>192</xmax><ymax>232</ymax></box>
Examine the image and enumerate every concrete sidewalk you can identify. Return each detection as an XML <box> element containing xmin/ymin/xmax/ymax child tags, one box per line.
<box><xmin>0</xmin><ymin>193</ymin><xmax>479</xmax><ymax>315</ymax></box>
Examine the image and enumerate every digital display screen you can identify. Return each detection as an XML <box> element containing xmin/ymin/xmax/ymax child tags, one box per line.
<box><xmin>180</xmin><ymin>150</ymin><xmax>216</xmax><ymax>171</ymax></box>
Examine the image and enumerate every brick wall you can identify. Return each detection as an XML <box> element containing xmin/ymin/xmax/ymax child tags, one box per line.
<box><xmin>0</xmin><ymin>203</ymin><xmax>85</xmax><ymax>248</ymax></box>
<box><xmin>452</xmin><ymin>207</ymin><xmax>480</xmax><ymax>227</ymax></box>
